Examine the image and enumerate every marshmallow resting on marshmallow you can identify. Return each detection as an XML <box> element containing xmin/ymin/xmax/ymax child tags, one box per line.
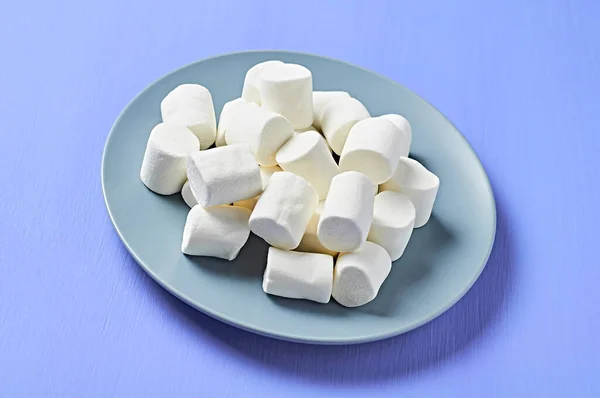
<box><xmin>241</xmin><ymin>60</ymin><xmax>284</xmax><ymax>105</ymax></box>
<box><xmin>226</xmin><ymin>103</ymin><xmax>293</xmax><ymax>166</ymax></box>
<box><xmin>216</xmin><ymin>98</ymin><xmax>248</xmax><ymax>147</ymax></box>
<box><xmin>233</xmin><ymin>165</ymin><xmax>282</xmax><ymax>210</ymax></box>
<box><xmin>181</xmin><ymin>205</ymin><xmax>251</xmax><ymax>261</ymax></box>
<box><xmin>263</xmin><ymin>247</ymin><xmax>334</xmax><ymax>304</ymax></box>
<box><xmin>161</xmin><ymin>84</ymin><xmax>216</xmax><ymax>150</ymax></box>
<box><xmin>181</xmin><ymin>180</ymin><xmax>197</xmax><ymax>208</ymax></box>
<box><xmin>186</xmin><ymin>144</ymin><xmax>262</xmax><ymax>207</ymax></box>
<box><xmin>368</xmin><ymin>191</ymin><xmax>415</xmax><ymax>260</ymax></box>
<box><xmin>380</xmin><ymin>157</ymin><xmax>440</xmax><ymax>228</ymax></box>
<box><xmin>332</xmin><ymin>241</ymin><xmax>392</xmax><ymax>307</ymax></box>
<box><xmin>380</xmin><ymin>114</ymin><xmax>412</xmax><ymax>157</ymax></box>
<box><xmin>276</xmin><ymin>130</ymin><xmax>339</xmax><ymax>199</ymax></box>
<box><xmin>259</xmin><ymin>63</ymin><xmax>313</xmax><ymax>129</ymax></box>
<box><xmin>339</xmin><ymin>117</ymin><xmax>407</xmax><ymax>184</ymax></box>
<box><xmin>296</xmin><ymin>201</ymin><xmax>338</xmax><ymax>256</ymax></box>
<box><xmin>140</xmin><ymin>123</ymin><xmax>199</xmax><ymax>195</ymax></box>
<box><xmin>321</xmin><ymin>96</ymin><xmax>370</xmax><ymax>155</ymax></box>
<box><xmin>317</xmin><ymin>171</ymin><xmax>374</xmax><ymax>252</ymax></box>
<box><xmin>249</xmin><ymin>171</ymin><xmax>319</xmax><ymax>250</ymax></box>
<box><xmin>312</xmin><ymin>91</ymin><xmax>350</xmax><ymax>131</ymax></box>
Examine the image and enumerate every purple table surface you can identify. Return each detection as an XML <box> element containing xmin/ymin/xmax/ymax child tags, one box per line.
<box><xmin>1</xmin><ymin>1</ymin><xmax>599</xmax><ymax>397</ymax></box>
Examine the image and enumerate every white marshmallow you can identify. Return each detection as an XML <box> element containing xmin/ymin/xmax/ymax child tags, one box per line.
<box><xmin>294</xmin><ymin>127</ymin><xmax>332</xmax><ymax>153</ymax></box>
<box><xmin>296</xmin><ymin>201</ymin><xmax>338</xmax><ymax>256</ymax></box>
<box><xmin>332</xmin><ymin>241</ymin><xmax>392</xmax><ymax>307</ymax></box>
<box><xmin>181</xmin><ymin>180</ymin><xmax>197</xmax><ymax>208</ymax></box>
<box><xmin>241</xmin><ymin>60</ymin><xmax>284</xmax><ymax>105</ymax></box>
<box><xmin>312</xmin><ymin>91</ymin><xmax>350</xmax><ymax>131</ymax></box>
<box><xmin>380</xmin><ymin>157</ymin><xmax>440</xmax><ymax>228</ymax></box>
<box><xmin>368</xmin><ymin>191</ymin><xmax>415</xmax><ymax>260</ymax></box>
<box><xmin>186</xmin><ymin>144</ymin><xmax>262</xmax><ymax>207</ymax></box>
<box><xmin>226</xmin><ymin>103</ymin><xmax>293</xmax><ymax>166</ymax></box>
<box><xmin>140</xmin><ymin>123</ymin><xmax>199</xmax><ymax>195</ymax></box>
<box><xmin>339</xmin><ymin>117</ymin><xmax>407</xmax><ymax>184</ymax></box>
<box><xmin>321</xmin><ymin>96</ymin><xmax>370</xmax><ymax>155</ymax></box>
<box><xmin>181</xmin><ymin>205</ymin><xmax>251</xmax><ymax>261</ymax></box>
<box><xmin>249</xmin><ymin>171</ymin><xmax>318</xmax><ymax>250</ymax></box>
<box><xmin>259</xmin><ymin>165</ymin><xmax>283</xmax><ymax>189</ymax></box>
<box><xmin>259</xmin><ymin>63</ymin><xmax>313</xmax><ymax>129</ymax></box>
<box><xmin>276</xmin><ymin>131</ymin><xmax>339</xmax><ymax>199</ymax></box>
<box><xmin>263</xmin><ymin>247</ymin><xmax>334</xmax><ymax>304</ymax></box>
<box><xmin>317</xmin><ymin>171</ymin><xmax>374</xmax><ymax>252</ymax></box>
<box><xmin>232</xmin><ymin>165</ymin><xmax>282</xmax><ymax>210</ymax></box>
<box><xmin>161</xmin><ymin>84</ymin><xmax>216</xmax><ymax>150</ymax></box>
<box><xmin>380</xmin><ymin>114</ymin><xmax>412</xmax><ymax>157</ymax></box>
<box><xmin>216</xmin><ymin>98</ymin><xmax>248</xmax><ymax>147</ymax></box>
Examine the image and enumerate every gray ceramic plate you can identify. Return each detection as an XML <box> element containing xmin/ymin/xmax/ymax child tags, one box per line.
<box><xmin>102</xmin><ymin>51</ymin><xmax>496</xmax><ymax>345</ymax></box>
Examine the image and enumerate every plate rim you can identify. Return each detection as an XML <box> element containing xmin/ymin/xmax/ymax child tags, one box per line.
<box><xmin>101</xmin><ymin>50</ymin><xmax>497</xmax><ymax>345</ymax></box>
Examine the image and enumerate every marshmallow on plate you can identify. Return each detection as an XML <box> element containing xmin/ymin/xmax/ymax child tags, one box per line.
<box><xmin>380</xmin><ymin>114</ymin><xmax>412</xmax><ymax>157</ymax></box>
<box><xmin>259</xmin><ymin>63</ymin><xmax>313</xmax><ymax>129</ymax></box>
<box><xmin>296</xmin><ymin>201</ymin><xmax>338</xmax><ymax>256</ymax></box>
<box><xmin>181</xmin><ymin>180</ymin><xmax>197</xmax><ymax>208</ymax></box>
<box><xmin>368</xmin><ymin>191</ymin><xmax>415</xmax><ymax>260</ymax></box>
<box><xmin>226</xmin><ymin>103</ymin><xmax>293</xmax><ymax>166</ymax></box>
<box><xmin>140</xmin><ymin>123</ymin><xmax>199</xmax><ymax>195</ymax></box>
<box><xmin>241</xmin><ymin>60</ymin><xmax>284</xmax><ymax>105</ymax></box>
<box><xmin>161</xmin><ymin>84</ymin><xmax>216</xmax><ymax>150</ymax></box>
<box><xmin>317</xmin><ymin>171</ymin><xmax>374</xmax><ymax>252</ymax></box>
<box><xmin>249</xmin><ymin>171</ymin><xmax>318</xmax><ymax>250</ymax></box>
<box><xmin>312</xmin><ymin>91</ymin><xmax>350</xmax><ymax>131</ymax></box>
<box><xmin>339</xmin><ymin>117</ymin><xmax>407</xmax><ymax>184</ymax></box>
<box><xmin>181</xmin><ymin>205</ymin><xmax>251</xmax><ymax>260</ymax></box>
<box><xmin>216</xmin><ymin>98</ymin><xmax>248</xmax><ymax>147</ymax></box>
<box><xmin>233</xmin><ymin>165</ymin><xmax>282</xmax><ymax>210</ymax></box>
<box><xmin>186</xmin><ymin>144</ymin><xmax>262</xmax><ymax>207</ymax></box>
<box><xmin>321</xmin><ymin>96</ymin><xmax>370</xmax><ymax>155</ymax></box>
<box><xmin>276</xmin><ymin>130</ymin><xmax>339</xmax><ymax>199</ymax></box>
<box><xmin>263</xmin><ymin>247</ymin><xmax>334</xmax><ymax>304</ymax></box>
<box><xmin>332</xmin><ymin>241</ymin><xmax>392</xmax><ymax>307</ymax></box>
<box><xmin>380</xmin><ymin>157</ymin><xmax>440</xmax><ymax>228</ymax></box>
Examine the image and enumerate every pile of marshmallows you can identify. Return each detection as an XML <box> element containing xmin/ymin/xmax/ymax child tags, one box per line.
<box><xmin>140</xmin><ymin>60</ymin><xmax>439</xmax><ymax>308</ymax></box>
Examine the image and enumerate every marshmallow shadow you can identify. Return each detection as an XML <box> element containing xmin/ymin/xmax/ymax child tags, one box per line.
<box><xmin>118</xmin><ymin>190</ymin><xmax>513</xmax><ymax>385</ymax></box>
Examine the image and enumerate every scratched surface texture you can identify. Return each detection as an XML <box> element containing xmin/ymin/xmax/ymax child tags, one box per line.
<box><xmin>0</xmin><ymin>1</ymin><xmax>599</xmax><ymax>397</ymax></box>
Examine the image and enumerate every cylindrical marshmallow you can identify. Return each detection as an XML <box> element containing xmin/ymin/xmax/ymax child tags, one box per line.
<box><xmin>339</xmin><ymin>117</ymin><xmax>407</xmax><ymax>184</ymax></box>
<box><xmin>226</xmin><ymin>103</ymin><xmax>293</xmax><ymax>166</ymax></box>
<box><xmin>161</xmin><ymin>84</ymin><xmax>216</xmax><ymax>150</ymax></box>
<box><xmin>367</xmin><ymin>191</ymin><xmax>415</xmax><ymax>260</ymax></box>
<box><xmin>232</xmin><ymin>165</ymin><xmax>282</xmax><ymax>210</ymax></box>
<box><xmin>380</xmin><ymin>114</ymin><xmax>412</xmax><ymax>157</ymax></box>
<box><xmin>181</xmin><ymin>180</ymin><xmax>197</xmax><ymax>208</ymax></box>
<box><xmin>259</xmin><ymin>63</ymin><xmax>313</xmax><ymax>129</ymax></box>
<box><xmin>332</xmin><ymin>241</ymin><xmax>392</xmax><ymax>307</ymax></box>
<box><xmin>241</xmin><ymin>60</ymin><xmax>284</xmax><ymax>105</ymax></box>
<box><xmin>321</xmin><ymin>96</ymin><xmax>370</xmax><ymax>155</ymax></box>
<box><xmin>276</xmin><ymin>131</ymin><xmax>339</xmax><ymax>199</ymax></box>
<box><xmin>140</xmin><ymin>123</ymin><xmax>199</xmax><ymax>195</ymax></box>
<box><xmin>186</xmin><ymin>144</ymin><xmax>262</xmax><ymax>207</ymax></box>
<box><xmin>294</xmin><ymin>127</ymin><xmax>332</xmax><ymax>153</ymax></box>
<box><xmin>296</xmin><ymin>201</ymin><xmax>338</xmax><ymax>256</ymax></box>
<box><xmin>312</xmin><ymin>91</ymin><xmax>350</xmax><ymax>131</ymax></box>
<box><xmin>181</xmin><ymin>205</ymin><xmax>251</xmax><ymax>261</ymax></box>
<box><xmin>216</xmin><ymin>98</ymin><xmax>249</xmax><ymax>147</ymax></box>
<box><xmin>317</xmin><ymin>171</ymin><xmax>374</xmax><ymax>252</ymax></box>
<box><xmin>263</xmin><ymin>247</ymin><xmax>334</xmax><ymax>304</ymax></box>
<box><xmin>249</xmin><ymin>171</ymin><xmax>318</xmax><ymax>250</ymax></box>
<box><xmin>380</xmin><ymin>157</ymin><xmax>440</xmax><ymax>228</ymax></box>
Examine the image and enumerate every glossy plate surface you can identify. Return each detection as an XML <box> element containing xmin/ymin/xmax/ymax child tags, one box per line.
<box><xmin>102</xmin><ymin>51</ymin><xmax>496</xmax><ymax>344</ymax></box>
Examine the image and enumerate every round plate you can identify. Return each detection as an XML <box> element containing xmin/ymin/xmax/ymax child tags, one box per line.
<box><xmin>102</xmin><ymin>51</ymin><xmax>496</xmax><ymax>345</ymax></box>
